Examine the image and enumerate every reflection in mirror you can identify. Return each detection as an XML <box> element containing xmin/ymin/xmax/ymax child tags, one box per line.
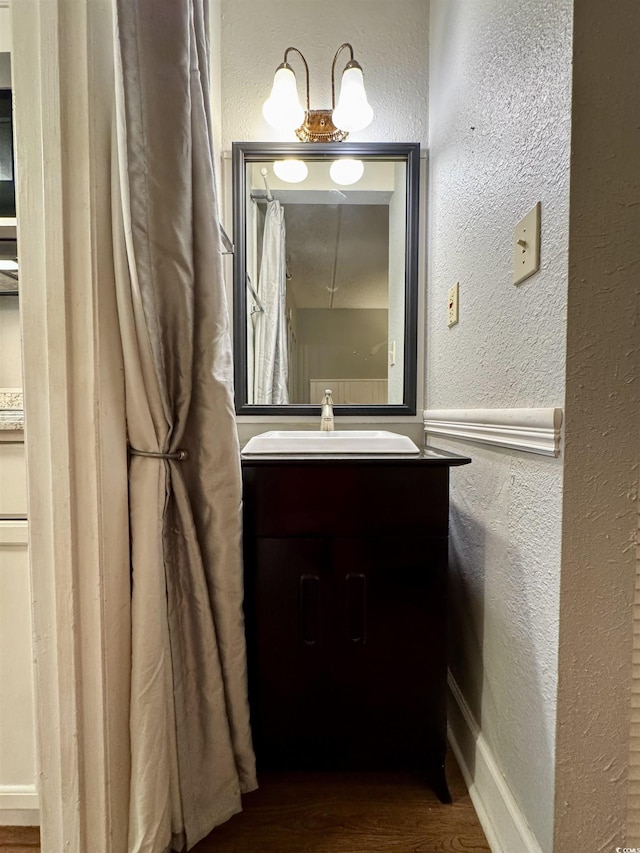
<box><xmin>0</xmin><ymin>236</ymin><xmax>18</xmax><ymax>295</ymax></box>
<box><xmin>0</xmin><ymin>85</ymin><xmax>18</xmax><ymax>297</ymax></box>
<box><xmin>232</xmin><ymin>143</ymin><xmax>419</xmax><ymax>416</ymax></box>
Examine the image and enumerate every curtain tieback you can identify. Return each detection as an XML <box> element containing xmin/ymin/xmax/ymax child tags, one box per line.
<box><xmin>129</xmin><ymin>446</ymin><xmax>189</xmax><ymax>461</ymax></box>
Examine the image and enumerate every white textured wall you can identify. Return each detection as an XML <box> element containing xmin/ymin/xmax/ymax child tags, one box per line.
<box><xmin>427</xmin><ymin>1</ymin><xmax>571</xmax><ymax>409</ymax></box>
<box><xmin>553</xmin><ymin>0</ymin><xmax>640</xmax><ymax>848</ymax></box>
<box><xmin>220</xmin><ymin>0</ymin><xmax>429</xmax><ymax>150</ymax></box>
<box><xmin>427</xmin><ymin>1</ymin><xmax>573</xmax><ymax>849</ymax></box>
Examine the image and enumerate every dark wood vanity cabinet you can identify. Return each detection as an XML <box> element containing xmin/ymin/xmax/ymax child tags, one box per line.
<box><xmin>241</xmin><ymin>451</ymin><xmax>470</xmax><ymax>802</ymax></box>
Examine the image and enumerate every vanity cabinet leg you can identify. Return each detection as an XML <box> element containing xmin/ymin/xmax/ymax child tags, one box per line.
<box><xmin>427</xmin><ymin>759</ymin><xmax>452</xmax><ymax>804</ymax></box>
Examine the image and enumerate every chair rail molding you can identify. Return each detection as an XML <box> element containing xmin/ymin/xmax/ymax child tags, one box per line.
<box><xmin>424</xmin><ymin>407</ymin><xmax>563</xmax><ymax>457</ymax></box>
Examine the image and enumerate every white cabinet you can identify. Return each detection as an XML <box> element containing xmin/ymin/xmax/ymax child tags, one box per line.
<box><xmin>0</xmin><ymin>441</ymin><xmax>27</xmax><ymax>516</ymax></box>
<box><xmin>0</xmin><ymin>431</ymin><xmax>38</xmax><ymax>825</ymax></box>
<box><xmin>0</xmin><ymin>11</ymin><xmax>37</xmax><ymax>826</ymax></box>
<box><xmin>0</xmin><ymin>519</ymin><xmax>37</xmax><ymax>824</ymax></box>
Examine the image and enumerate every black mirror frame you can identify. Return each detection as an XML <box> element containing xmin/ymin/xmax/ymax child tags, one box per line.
<box><xmin>232</xmin><ymin>141</ymin><xmax>420</xmax><ymax>416</ymax></box>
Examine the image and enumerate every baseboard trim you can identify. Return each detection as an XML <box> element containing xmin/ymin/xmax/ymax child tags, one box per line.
<box><xmin>424</xmin><ymin>408</ymin><xmax>562</xmax><ymax>456</ymax></box>
<box><xmin>448</xmin><ymin>673</ymin><xmax>543</xmax><ymax>853</ymax></box>
<box><xmin>0</xmin><ymin>809</ymin><xmax>40</xmax><ymax>827</ymax></box>
<box><xmin>0</xmin><ymin>784</ymin><xmax>39</xmax><ymax>825</ymax></box>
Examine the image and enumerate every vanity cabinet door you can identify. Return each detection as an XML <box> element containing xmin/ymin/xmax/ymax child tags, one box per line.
<box><xmin>244</xmin><ymin>532</ymin><xmax>449</xmax><ymax>774</ymax></box>
<box><xmin>331</xmin><ymin>535</ymin><xmax>448</xmax><ymax>769</ymax></box>
<box><xmin>245</xmin><ymin>536</ymin><xmax>338</xmax><ymax>768</ymax></box>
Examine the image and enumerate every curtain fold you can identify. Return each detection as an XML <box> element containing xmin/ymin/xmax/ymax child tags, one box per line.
<box><xmin>253</xmin><ymin>199</ymin><xmax>289</xmax><ymax>404</ymax></box>
<box><xmin>112</xmin><ymin>1</ymin><xmax>257</xmax><ymax>850</ymax></box>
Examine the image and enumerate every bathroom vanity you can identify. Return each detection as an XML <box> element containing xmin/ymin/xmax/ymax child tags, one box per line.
<box><xmin>241</xmin><ymin>446</ymin><xmax>471</xmax><ymax>801</ymax></box>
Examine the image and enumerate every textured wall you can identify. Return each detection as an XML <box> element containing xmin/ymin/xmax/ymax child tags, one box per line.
<box><xmin>427</xmin><ymin>1</ymin><xmax>573</xmax><ymax>849</ymax></box>
<box><xmin>220</xmin><ymin>0</ymin><xmax>429</xmax><ymax>150</ymax></box>
<box><xmin>427</xmin><ymin>0</ymin><xmax>571</xmax><ymax>409</ymax></box>
<box><xmin>442</xmin><ymin>439</ymin><xmax>562</xmax><ymax>849</ymax></box>
<box><xmin>553</xmin><ymin>0</ymin><xmax>640</xmax><ymax>848</ymax></box>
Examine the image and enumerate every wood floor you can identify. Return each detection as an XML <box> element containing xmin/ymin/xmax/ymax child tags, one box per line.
<box><xmin>0</xmin><ymin>825</ymin><xmax>39</xmax><ymax>853</ymax></box>
<box><xmin>0</xmin><ymin>755</ymin><xmax>489</xmax><ymax>853</ymax></box>
<box><xmin>197</xmin><ymin>753</ymin><xmax>489</xmax><ymax>853</ymax></box>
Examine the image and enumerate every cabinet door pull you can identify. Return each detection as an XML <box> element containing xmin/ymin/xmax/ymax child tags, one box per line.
<box><xmin>346</xmin><ymin>573</ymin><xmax>367</xmax><ymax>644</ymax></box>
<box><xmin>300</xmin><ymin>574</ymin><xmax>320</xmax><ymax>645</ymax></box>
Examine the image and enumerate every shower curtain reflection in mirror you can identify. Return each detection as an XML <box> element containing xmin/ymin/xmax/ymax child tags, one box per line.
<box><xmin>249</xmin><ymin>198</ymin><xmax>290</xmax><ymax>404</ymax></box>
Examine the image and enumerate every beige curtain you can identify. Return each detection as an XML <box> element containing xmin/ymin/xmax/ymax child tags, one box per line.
<box><xmin>112</xmin><ymin>2</ymin><xmax>257</xmax><ymax>851</ymax></box>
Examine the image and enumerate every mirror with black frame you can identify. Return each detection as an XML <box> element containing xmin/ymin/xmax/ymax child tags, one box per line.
<box><xmin>232</xmin><ymin>141</ymin><xmax>419</xmax><ymax>416</ymax></box>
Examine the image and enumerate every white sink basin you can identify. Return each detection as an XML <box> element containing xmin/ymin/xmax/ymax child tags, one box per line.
<box><xmin>241</xmin><ymin>430</ymin><xmax>420</xmax><ymax>456</ymax></box>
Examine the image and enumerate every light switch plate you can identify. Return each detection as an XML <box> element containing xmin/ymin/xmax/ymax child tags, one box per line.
<box><xmin>448</xmin><ymin>282</ymin><xmax>459</xmax><ymax>327</ymax></box>
<box><xmin>513</xmin><ymin>201</ymin><xmax>541</xmax><ymax>286</ymax></box>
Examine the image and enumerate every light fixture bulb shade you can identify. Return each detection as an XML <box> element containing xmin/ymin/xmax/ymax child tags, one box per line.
<box><xmin>262</xmin><ymin>66</ymin><xmax>305</xmax><ymax>132</ymax></box>
<box><xmin>332</xmin><ymin>65</ymin><xmax>374</xmax><ymax>132</ymax></box>
<box><xmin>329</xmin><ymin>158</ymin><xmax>365</xmax><ymax>186</ymax></box>
<box><xmin>273</xmin><ymin>159</ymin><xmax>309</xmax><ymax>183</ymax></box>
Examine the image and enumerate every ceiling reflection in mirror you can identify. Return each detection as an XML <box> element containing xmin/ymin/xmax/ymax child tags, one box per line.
<box><xmin>232</xmin><ymin>143</ymin><xmax>419</xmax><ymax>416</ymax></box>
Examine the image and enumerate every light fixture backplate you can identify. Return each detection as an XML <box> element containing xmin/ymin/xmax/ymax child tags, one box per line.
<box><xmin>295</xmin><ymin>109</ymin><xmax>348</xmax><ymax>143</ymax></box>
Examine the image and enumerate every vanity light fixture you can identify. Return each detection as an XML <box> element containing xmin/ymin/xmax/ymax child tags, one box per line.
<box><xmin>329</xmin><ymin>158</ymin><xmax>365</xmax><ymax>186</ymax></box>
<box><xmin>262</xmin><ymin>43</ymin><xmax>374</xmax><ymax>142</ymax></box>
<box><xmin>273</xmin><ymin>159</ymin><xmax>309</xmax><ymax>183</ymax></box>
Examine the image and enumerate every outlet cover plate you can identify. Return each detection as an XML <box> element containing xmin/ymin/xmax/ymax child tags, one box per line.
<box><xmin>513</xmin><ymin>202</ymin><xmax>541</xmax><ymax>286</ymax></box>
<box><xmin>448</xmin><ymin>282</ymin><xmax>459</xmax><ymax>327</ymax></box>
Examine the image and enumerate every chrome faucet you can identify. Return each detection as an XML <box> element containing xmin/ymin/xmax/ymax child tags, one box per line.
<box><xmin>320</xmin><ymin>389</ymin><xmax>334</xmax><ymax>431</ymax></box>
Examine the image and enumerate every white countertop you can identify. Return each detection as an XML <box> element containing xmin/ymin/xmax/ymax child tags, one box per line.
<box><xmin>0</xmin><ymin>389</ymin><xmax>24</xmax><ymax>431</ymax></box>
